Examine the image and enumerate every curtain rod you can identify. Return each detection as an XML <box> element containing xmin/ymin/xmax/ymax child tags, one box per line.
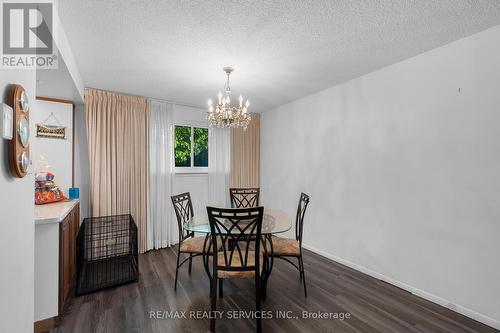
<box><xmin>84</xmin><ymin>87</ymin><xmax>205</xmax><ymax>110</ymax></box>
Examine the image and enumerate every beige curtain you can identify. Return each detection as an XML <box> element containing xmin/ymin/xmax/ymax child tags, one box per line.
<box><xmin>230</xmin><ymin>113</ymin><xmax>260</xmax><ymax>188</ymax></box>
<box><xmin>85</xmin><ymin>89</ymin><xmax>149</xmax><ymax>253</ymax></box>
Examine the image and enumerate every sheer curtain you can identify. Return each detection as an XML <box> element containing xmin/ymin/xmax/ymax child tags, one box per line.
<box><xmin>208</xmin><ymin>127</ymin><xmax>230</xmax><ymax>207</ymax></box>
<box><xmin>148</xmin><ymin>100</ymin><xmax>174</xmax><ymax>250</ymax></box>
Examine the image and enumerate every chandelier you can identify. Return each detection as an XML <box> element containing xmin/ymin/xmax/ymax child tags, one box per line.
<box><xmin>207</xmin><ymin>67</ymin><xmax>251</xmax><ymax>130</ymax></box>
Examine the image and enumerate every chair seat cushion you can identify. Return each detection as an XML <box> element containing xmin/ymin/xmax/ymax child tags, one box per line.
<box><xmin>270</xmin><ymin>236</ymin><xmax>300</xmax><ymax>256</ymax></box>
<box><xmin>217</xmin><ymin>252</ymin><xmax>263</xmax><ymax>278</ymax></box>
<box><xmin>180</xmin><ymin>236</ymin><xmax>214</xmax><ymax>254</ymax></box>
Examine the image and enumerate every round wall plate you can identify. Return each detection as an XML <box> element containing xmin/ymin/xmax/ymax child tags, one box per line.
<box><xmin>19</xmin><ymin>151</ymin><xmax>29</xmax><ymax>173</ymax></box>
<box><xmin>20</xmin><ymin>91</ymin><xmax>30</xmax><ymax>113</ymax></box>
<box><xmin>18</xmin><ymin>116</ymin><xmax>29</xmax><ymax>147</ymax></box>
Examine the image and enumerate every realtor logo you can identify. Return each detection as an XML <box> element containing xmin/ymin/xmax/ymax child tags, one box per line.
<box><xmin>1</xmin><ymin>1</ymin><xmax>58</xmax><ymax>69</ymax></box>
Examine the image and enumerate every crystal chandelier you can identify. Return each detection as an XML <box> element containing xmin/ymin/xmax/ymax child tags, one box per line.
<box><xmin>207</xmin><ymin>67</ymin><xmax>251</xmax><ymax>130</ymax></box>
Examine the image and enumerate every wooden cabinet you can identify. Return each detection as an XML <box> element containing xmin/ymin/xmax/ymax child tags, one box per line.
<box><xmin>58</xmin><ymin>202</ymin><xmax>80</xmax><ymax>313</ymax></box>
<box><xmin>34</xmin><ymin>201</ymin><xmax>80</xmax><ymax>333</ymax></box>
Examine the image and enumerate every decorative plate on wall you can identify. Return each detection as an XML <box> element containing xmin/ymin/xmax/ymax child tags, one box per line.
<box><xmin>18</xmin><ymin>116</ymin><xmax>29</xmax><ymax>147</ymax></box>
<box><xmin>20</xmin><ymin>91</ymin><xmax>30</xmax><ymax>113</ymax></box>
<box><xmin>20</xmin><ymin>151</ymin><xmax>29</xmax><ymax>173</ymax></box>
<box><xmin>8</xmin><ymin>84</ymin><xmax>30</xmax><ymax>178</ymax></box>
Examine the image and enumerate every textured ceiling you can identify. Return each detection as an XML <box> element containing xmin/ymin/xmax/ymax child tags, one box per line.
<box><xmin>58</xmin><ymin>0</ymin><xmax>500</xmax><ymax>112</ymax></box>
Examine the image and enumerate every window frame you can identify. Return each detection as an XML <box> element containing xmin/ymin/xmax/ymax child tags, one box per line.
<box><xmin>173</xmin><ymin>121</ymin><xmax>209</xmax><ymax>174</ymax></box>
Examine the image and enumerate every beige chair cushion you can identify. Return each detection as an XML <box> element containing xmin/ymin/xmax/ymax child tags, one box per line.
<box><xmin>271</xmin><ymin>236</ymin><xmax>300</xmax><ymax>256</ymax></box>
<box><xmin>217</xmin><ymin>252</ymin><xmax>263</xmax><ymax>278</ymax></box>
<box><xmin>179</xmin><ymin>236</ymin><xmax>219</xmax><ymax>254</ymax></box>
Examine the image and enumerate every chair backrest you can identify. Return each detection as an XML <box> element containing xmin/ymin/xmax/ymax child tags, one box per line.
<box><xmin>295</xmin><ymin>192</ymin><xmax>310</xmax><ymax>244</ymax></box>
<box><xmin>229</xmin><ymin>188</ymin><xmax>260</xmax><ymax>208</ymax></box>
<box><xmin>171</xmin><ymin>192</ymin><xmax>194</xmax><ymax>241</ymax></box>
<box><xmin>207</xmin><ymin>206</ymin><xmax>264</xmax><ymax>274</ymax></box>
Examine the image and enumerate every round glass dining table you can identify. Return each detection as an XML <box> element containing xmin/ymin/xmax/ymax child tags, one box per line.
<box><xmin>183</xmin><ymin>208</ymin><xmax>292</xmax><ymax>299</ymax></box>
<box><xmin>183</xmin><ymin>208</ymin><xmax>292</xmax><ymax>235</ymax></box>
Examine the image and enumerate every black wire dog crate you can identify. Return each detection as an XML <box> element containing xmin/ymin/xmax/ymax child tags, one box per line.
<box><xmin>76</xmin><ymin>214</ymin><xmax>139</xmax><ymax>296</ymax></box>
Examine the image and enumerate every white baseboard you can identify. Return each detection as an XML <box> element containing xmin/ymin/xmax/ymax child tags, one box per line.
<box><xmin>301</xmin><ymin>243</ymin><xmax>500</xmax><ymax>330</ymax></box>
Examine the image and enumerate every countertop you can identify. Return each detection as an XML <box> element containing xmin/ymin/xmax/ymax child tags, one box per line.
<box><xmin>34</xmin><ymin>199</ymin><xmax>80</xmax><ymax>225</ymax></box>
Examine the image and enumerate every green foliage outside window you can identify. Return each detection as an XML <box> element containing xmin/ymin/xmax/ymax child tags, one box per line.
<box><xmin>194</xmin><ymin>128</ymin><xmax>208</xmax><ymax>167</ymax></box>
<box><xmin>174</xmin><ymin>126</ymin><xmax>191</xmax><ymax>167</ymax></box>
<box><xmin>174</xmin><ymin>126</ymin><xmax>208</xmax><ymax>167</ymax></box>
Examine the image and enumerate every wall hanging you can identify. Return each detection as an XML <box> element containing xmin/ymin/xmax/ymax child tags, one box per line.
<box><xmin>36</xmin><ymin>112</ymin><xmax>66</xmax><ymax>139</ymax></box>
<box><xmin>8</xmin><ymin>84</ymin><xmax>30</xmax><ymax>178</ymax></box>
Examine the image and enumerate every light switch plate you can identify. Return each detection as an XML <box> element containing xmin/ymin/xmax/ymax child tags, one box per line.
<box><xmin>1</xmin><ymin>103</ymin><xmax>14</xmax><ymax>140</ymax></box>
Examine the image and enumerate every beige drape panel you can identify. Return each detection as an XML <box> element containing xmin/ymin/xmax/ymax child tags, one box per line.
<box><xmin>230</xmin><ymin>113</ymin><xmax>260</xmax><ymax>188</ymax></box>
<box><xmin>85</xmin><ymin>89</ymin><xmax>149</xmax><ymax>253</ymax></box>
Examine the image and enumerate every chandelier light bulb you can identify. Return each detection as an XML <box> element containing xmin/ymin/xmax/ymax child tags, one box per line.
<box><xmin>208</xmin><ymin>99</ymin><xmax>212</xmax><ymax>106</ymax></box>
<box><xmin>239</xmin><ymin>95</ymin><xmax>243</xmax><ymax>107</ymax></box>
<box><xmin>218</xmin><ymin>92</ymin><xmax>222</xmax><ymax>104</ymax></box>
<box><xmin>245</xmin><ymin>100</ymin><xmax>250</xmax><ymax>108</ymax></box>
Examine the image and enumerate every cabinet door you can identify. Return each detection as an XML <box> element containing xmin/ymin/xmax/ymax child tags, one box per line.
<box><xmin>59</xmin><ymin>204</ymin><xmax>80</xmax><ymax>313</ymax></box>
<box><xmin>69</xmin><ymin>205</ymin><xmax>79</xmax><ymax>282</ymax></box>
<box><xmin>68</xmin><ymin>214</ymin><xmax>73</xmax><ymax>286</ymax></box>
<box><xmin>59</xmin><ymin>217</ymin><xmax>71</xmax><ymax>312</ymax></box>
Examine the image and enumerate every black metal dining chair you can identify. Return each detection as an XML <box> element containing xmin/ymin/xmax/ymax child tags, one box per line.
<box><xmin>266</xmin><ymin>192</ymin><xmax>310</xmax><ymax>297</ymax></box>
<box><xmin>206</xmin><ymin>206</ymin><xmax>265</xmax><ymax>333</ymax></box>
<box><xmin>171</xmin><ymin>192</ymin><xmax>213</xmax><ymax>290</ymax></box>
<box><xmin>229</xmin><ymin>188</ymin><xmax>260</xmax><ymax>208</ymax></box>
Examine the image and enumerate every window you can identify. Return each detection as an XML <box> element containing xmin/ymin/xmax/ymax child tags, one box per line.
<box><xmin>174</xmin><ymin>125</ymin><xmax>209</xmax><ymax>172</ymax></box>
<box><xmin>193</xmin><ymin>127</ymin><xmax>209</xmax><ymax>167</ymax></box>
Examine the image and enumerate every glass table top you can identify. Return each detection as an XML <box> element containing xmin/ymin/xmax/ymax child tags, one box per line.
<box><xmin>184</xmin><ymin>208</ymin><xmax>292</xmax><ymax>235</ymax></box>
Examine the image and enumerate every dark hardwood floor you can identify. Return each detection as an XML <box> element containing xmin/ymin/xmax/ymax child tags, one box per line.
<box><xmin>52</xmin><ymin>248</ymin><xmax>498</xmax><ymax>333</ymax></box>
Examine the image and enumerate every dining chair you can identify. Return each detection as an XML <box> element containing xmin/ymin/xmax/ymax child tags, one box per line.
<box><xmin>229</xmin><ymin>188</ymin><xmax>260</xmax><ymax>208</ymax></box>
<box><xmin>171</xmin><ymin>192</ymin><xmax>212</xmax><ymax>290</ymax></box>
<box><xmin>266</xmin><ymin>192</ymin><xmax>310</xmax><ymax>297</ymax></box>
<box><xmin>206</xmin><ymin>206</ymin><xmax>265</xmax><ymax>333</ymax></box>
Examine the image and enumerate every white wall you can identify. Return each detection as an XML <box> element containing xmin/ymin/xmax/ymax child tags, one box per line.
<box><xmin>31</xmin><ymin>99</ymin><xmax>73</xmax><ymax>193</ymax></box>
<box><xmin>260</xmin><ymin>24</ymin><xmax>500</xmax><ymax>328</ymax></box>
<box><xmin>74</xmin><ymin>104</ymin><xmax>90</xmax><ymax>220</ymax></box>
<box><xmin>0</xmin><ymin>72</ymin><xmax>36</xmax><ymax>333</ymax></box>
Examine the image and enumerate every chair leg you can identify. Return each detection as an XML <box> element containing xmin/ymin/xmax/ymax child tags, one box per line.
<box><xmin>262</xmin><ymin>257</ymin><xmax>268</xmax><ymax>300</ymax></box>
<box><xmin>298</xmin><ymin>257</ymin><xmax>303</xmax><ymax>280</ymax></box>
<box><xmin>174</xmin><ymin>250</ymin><xmax>181</xmax><ymax>291</ymax></box>
<box><xmin>188</xmin><ymin>254</ymin><xmax>193</xmax><ymax>274</ymax></box>
<box><xmin>210</xmin><ymin>274</ymin><xmax>217</xmax><ymax>332</ymax></box>
<box><xmin>262</xmin><ymin>279</ymin><xmax>267</xmax><ymax>300</ymax></box>
<box><xmin>218</xmin><ymin>278</ymin><xmax>223</xmax><ymax>298</ymax></box>
<box><xmin>255</xmin><ymin>274</ymin><xmax>262</xmax><ymax>333</ymax></box>
<box><xmin>299</xmin><ymin>255</ymin><xmax>307</xmax><ymax>298</ymax></box>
